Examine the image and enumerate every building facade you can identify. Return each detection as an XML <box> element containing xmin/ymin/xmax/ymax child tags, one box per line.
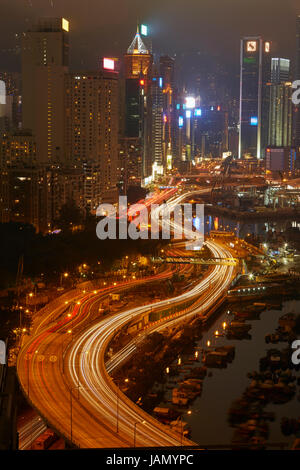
<box><xmin>239</xmin><ymin>37</ymin><xmax>272</xmax><ymax>159</ymax></box>
<box><xmin>268</xmin><ymin>58</ymin><xmax>293</xmax><ymax>148</ymax></box>
<box><xmin>21</xmin><ymin>17</ymin><xmax>69</xmax><ymax>164</ymax></box>
<box><xmin>64</xmin><ymin>70</ymin><xmax>119</xmax><ymax>205</ymax></box>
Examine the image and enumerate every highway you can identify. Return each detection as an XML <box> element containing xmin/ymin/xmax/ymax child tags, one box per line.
<box><xmin>18</xmin><ymin>414</ymin><xmax>47</xmax><ymax>450</ymax></box>
<box><xmin>17</xmin><ymin>235</ymin><xmax>237</xmax><ymax>448</ymax></box>
<box><xmin>16</xmin><ymin>187</ymin><xmax>240</xmax><ymax>448</ymax></box>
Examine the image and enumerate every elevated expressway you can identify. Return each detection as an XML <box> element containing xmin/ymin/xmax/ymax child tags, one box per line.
<box><xmin>17</xmin><ymin>191</ymin><xmax>239</xmax><ymax>448</ymax></box>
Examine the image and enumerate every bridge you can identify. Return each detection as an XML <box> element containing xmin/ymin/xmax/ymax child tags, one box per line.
<box><xmin>152</xmin><ymin>256</ymin><xmax>239</xmax><ymax>266</ymax></box>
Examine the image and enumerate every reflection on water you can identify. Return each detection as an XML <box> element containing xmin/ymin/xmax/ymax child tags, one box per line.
<box><xmin>183</xmin><ymin>300</ymin><xmax>300</xmax><ymax>447</ymax></box>
<box><xmin>204</xmin><ymin>214</ymin><xmax>300</xmax><ymax>239</ymax></box>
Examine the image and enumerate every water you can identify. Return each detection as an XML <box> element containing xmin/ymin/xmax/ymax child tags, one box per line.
<box><xmin>164</xmin><ymin>299</ymin><xmax>300</xmax><ymax>448</ymax></box>
<box><xmin>151</xmin><ymin>214</ymin><xmax>300</xmax><ymax>447</ymax></box>
<box><xmin>204</xmin><ymin>214</ymin><xmax>300</xmax><ymax>239</ymax></box>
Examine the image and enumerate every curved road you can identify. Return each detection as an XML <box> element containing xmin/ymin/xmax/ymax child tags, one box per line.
<box><xmin>17</xmin><ymin>237</ymin><xmax>237</xmax><ymax>448</ymax></box>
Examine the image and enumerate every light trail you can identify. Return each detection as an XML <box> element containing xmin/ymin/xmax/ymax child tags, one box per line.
<box><xmin>65</xmin><ymin>241</ymin><xmax>235</xmax><ymax>447</ymax></box>
<box><xmin>17</xmin><ymin>189</ymin><xmax>238</xmax><ymax>448</ymax></box>
<box><xmin>18</xmin><ymin>415</ymin><xmax>47</xmax><ymax>450</ymax></box>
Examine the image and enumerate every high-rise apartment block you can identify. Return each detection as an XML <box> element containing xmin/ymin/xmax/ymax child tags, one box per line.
<box><xmin>64</xmin><ymin>70</ymin><xmax>119</xmax><ymax>205</ymax></box>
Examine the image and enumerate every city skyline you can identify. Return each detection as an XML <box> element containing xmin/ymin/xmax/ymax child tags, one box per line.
<box><xmin>1</xmin><ymin>0</ymin><xmax>300</xmax><ymax>73</ymax></box>
<box><xmin>1</xmin><ymin>1</ymin><xmax>300</xmax><ymax>454</ymax></box>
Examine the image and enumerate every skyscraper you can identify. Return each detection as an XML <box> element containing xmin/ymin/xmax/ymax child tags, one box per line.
<box><xmin>151</xmin><ymin>73</ymin><xmax>164</xmax><ymax>174</ymax></box>
<box><xmin>295</xmin><ymin>15</ymin><xmax>300</xmax><ymax>149</ymax></box>
<box><xmin>239</xmin><ymin>37</ymin><xmax>271</xmax><ymax>159</ymax></box>
<box><xmin>64</xmin><ymin>69</ymin><xmax>119</xmax><ymax>206</ymax></box>
<box><xmin>0</xmin><ymin>72</ymin><xmax>22</xmax><ymax>131</ymax></box>
<box><xmin>160</xmin><ymin>56</ymin><xmax>175</xmax><ymax>168</ymax></box>
<box><xmin>21</xmin><ymin>18</ymin><xmax>70</xmax><ymax>164</ymax></box>
<box><xmin>268</xmin><ymin>58</ymin><xmax>293</xmax><ymax>147</ymax></box>
<box><xmin>124</xmin><ymin>27</ymin><xmax>153</xmax><ymax>180</ymax></box>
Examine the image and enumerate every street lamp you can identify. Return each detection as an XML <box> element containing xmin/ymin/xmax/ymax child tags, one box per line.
<box><xmin>179</xmin><ymin>410</ymin><xmax>192</xmax><ymax>446</ymax></box>
<box><xmin>133</xmin><ymin>420</ymin><xmax>146</xmax><ymax>447</ymax></box>
<box><xmin>69</xmin><ymin>384</ymin><xmax>81</xmax><ymax>447</ymax></box>
<box><xmin>60</xmin><ymin>272</ymin><xmax>69</xmax><ymax>287</ymax></box>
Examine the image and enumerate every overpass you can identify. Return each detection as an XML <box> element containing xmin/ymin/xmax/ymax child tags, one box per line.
<box><xmin>152</xmin><ymin>256</ymin><xmax>238</xmax><ymax>266</ymax></box>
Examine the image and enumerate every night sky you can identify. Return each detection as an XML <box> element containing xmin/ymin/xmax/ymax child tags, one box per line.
<box><xmin>1</xmin><ymin>0</ymin><xmax>300</xmax><ymax>72</ymax></box>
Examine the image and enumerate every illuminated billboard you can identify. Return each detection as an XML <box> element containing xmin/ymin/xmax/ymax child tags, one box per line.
<box><xmin>250</xmin><ymin>116</ymin><xmax>258</xmax><ymax>126</ymax></box>
<box><xmin>246</xmin><ymin>41</ymin><xmax>257</xmax><ymax>52</ymax></box>
<box><xmin>0</xmin><ymin>81</ymin><xmax>5</xmax><ymax>105</ymax></box>
<box><xmin>195</xmin><ymin>108</ymin><xmax>202</xmax><ymax>117</ymax></box>
<box><xmin>141</xmin><ymin>24</ymin><xmax>148</xmax><ymax>36</ymax></box>
<box><xmin>178</xmin><ymin>116</ymin><xmax>183</xmax><ymax>127</ymax></box>
<box><xmin>103</xmin><ymin>58</ymin><xmax>115</xmax><ymax>70</ymax></box>
<box><xmin>62</xmin><ymin>18</ymin><xmax>69</xmax><ymax>32</ymax></box>
<box><xmin>185</xmin><ymin>96</ymin><xmax>196</xmax><ymax>109</ymax></box>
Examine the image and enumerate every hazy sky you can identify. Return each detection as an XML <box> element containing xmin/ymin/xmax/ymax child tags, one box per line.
<box><xmin>0</xmin><ymin>0</ymin><xmax>299</xmax><ymax>71</ymax></box>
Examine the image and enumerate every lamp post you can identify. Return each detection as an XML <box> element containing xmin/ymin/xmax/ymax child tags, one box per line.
<box><xmin>62</xmin><ymin>319</ymin><xmax>72</xmax><ymax>375</ymax></box>
<box><xmin>70</xmin><ymin>384</ymin><xmax>81</xmax><ymax>447</ymax></box>
<box><xmin>114</xmin><ymin>378</ymin><xmax>129</xmax><ymax>434</ymax></box>
<box><xmin>179</xmin><ymin>410</ymin><xmax>192</xmax><ymax>446</ymax></box>
<box><xmin>116</xmin><ymin>389</ymin><xmax>119</xmax><ymax>434</ymax></box>
<box><xmin>133</xmin><ymin>420</ymin><xmax>146</xmax><ymax>447</ymax></box>
<box><xmin>60</xmin><ymin>272</ymin><xmax>69</xmax><ymax>288</ymax></box>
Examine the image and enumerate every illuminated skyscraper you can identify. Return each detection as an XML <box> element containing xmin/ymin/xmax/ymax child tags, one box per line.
<box><xmin>124</xmin><ymin>26</ymin><xmax>152</xmax><ymax>79</ymax></box>
<box><xmin>124</xmin><ymin>26</ymin><xmax>153</xmax><ymax>180</ymax></box>
<box><xmin>0</xmin><ymin>72</ymin><xmax>22</xmax><ymax>130</ymax></box>
<box><xmin>21</xmin><ymin>18</ymin><xmax>70</xmax><ymax>163</ymax></box>
<box><xmin>268</xmin><ymin>58</ymin><xmax>292</xmax><ymax>147</ymax></box>
<box><xmin>239</xmin><ymin>37</ymin><xmax>271</xmax><ymax>159</ymax></box>
<box><xmin>151</xmin><ymin>73</ymin><xmax>164</xmax><ymax>172</ymax></box>
<box><xmin>64</xmin><ymin>69</ymin><xmax>119</xmax><ymax>206</ymax></box>
<box><xmin>295</xmin><ymin>15</ymin><xmax>300</xmax><ymax>149</ymax></box>
<box><xmin>160</xmin><ymin>56</ymin><xmax>175</xmax><ymax>167</ymax></box>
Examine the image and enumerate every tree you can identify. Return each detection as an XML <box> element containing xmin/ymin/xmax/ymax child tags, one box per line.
<box><xmin>55</xmin><ymin>200</ymin><xmax>83</xmax><ymax>232</ymax></box>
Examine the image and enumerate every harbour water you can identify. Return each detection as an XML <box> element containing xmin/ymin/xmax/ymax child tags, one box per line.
<box><xmin>151</xmin><ymin>215</ymin><xmax>300</xmax><ymax>447</ymax></box>
<box><xmin>204</xmin><ymin>214</ymin><xmax>300</xmax><ymax>239</ymax></box>
<box><xmin>167</xmin><ymin>299</ymin><xmax>300</xmax><ymax>448</ymax></box>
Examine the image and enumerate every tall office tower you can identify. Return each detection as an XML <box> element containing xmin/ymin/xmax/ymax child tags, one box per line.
<box><xmin>151</xmin><ymin>73</ymin><xmax>164</xmax><ymax>175</ymax></box>
<box><xmin>239</xmin><ymin>37</ymin><xmax>272</xmax><ymax>159</ymax></box>
<box><xmin>124</xmin><ymin>26</ymin><xmax>153</xmax><ymax>180</ymax></box>
<box><xmin>170</xmin><ymin>90</ymin><xmax>185</xmax><ymax>168</ymax></box>
<box><xmin>118</xmin><ymin>138</ymin><xmax>142</xmax><ymax>193</ymax></box>
<box><xmin>271</xmin><ymin>58</ymin><xmax>290</xmax><ymax>83</ymax></box>
<box><xmin>64</xmin><ymin>69</ymin><xmax>119</xmax><ymax>206</ymax></box>
<box><xmin>268</xmin><ymin>58</ymin><xmax>293</xmax><ymax>147</ymax></box>
<box><xmin>21</xmin><ymin>18</ymin><xmax>70</xmax><ymax>164</ymax></box>
<box><xmin>0</xmin><ymin>72</ymin><xmax>22</xmax><ymax>130</ymax></box>
<box><xmin>295</xmin><ymin>15</ymin><xmax>300</xmax><ymax>149</ymax></box>
<box><xmin>159</xmin><ymin>56</ymin><xmax>175</xmax><ymax>166</ymax></box>
<box><xmin>194</xmin><ymin>105</ymin><xmax>228</xmax><ymax>158</ymax></box>
<box><xmin>0</xmin><ymin>81</ymin><xmax>9</xmax><ymax>134</ymax></box>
